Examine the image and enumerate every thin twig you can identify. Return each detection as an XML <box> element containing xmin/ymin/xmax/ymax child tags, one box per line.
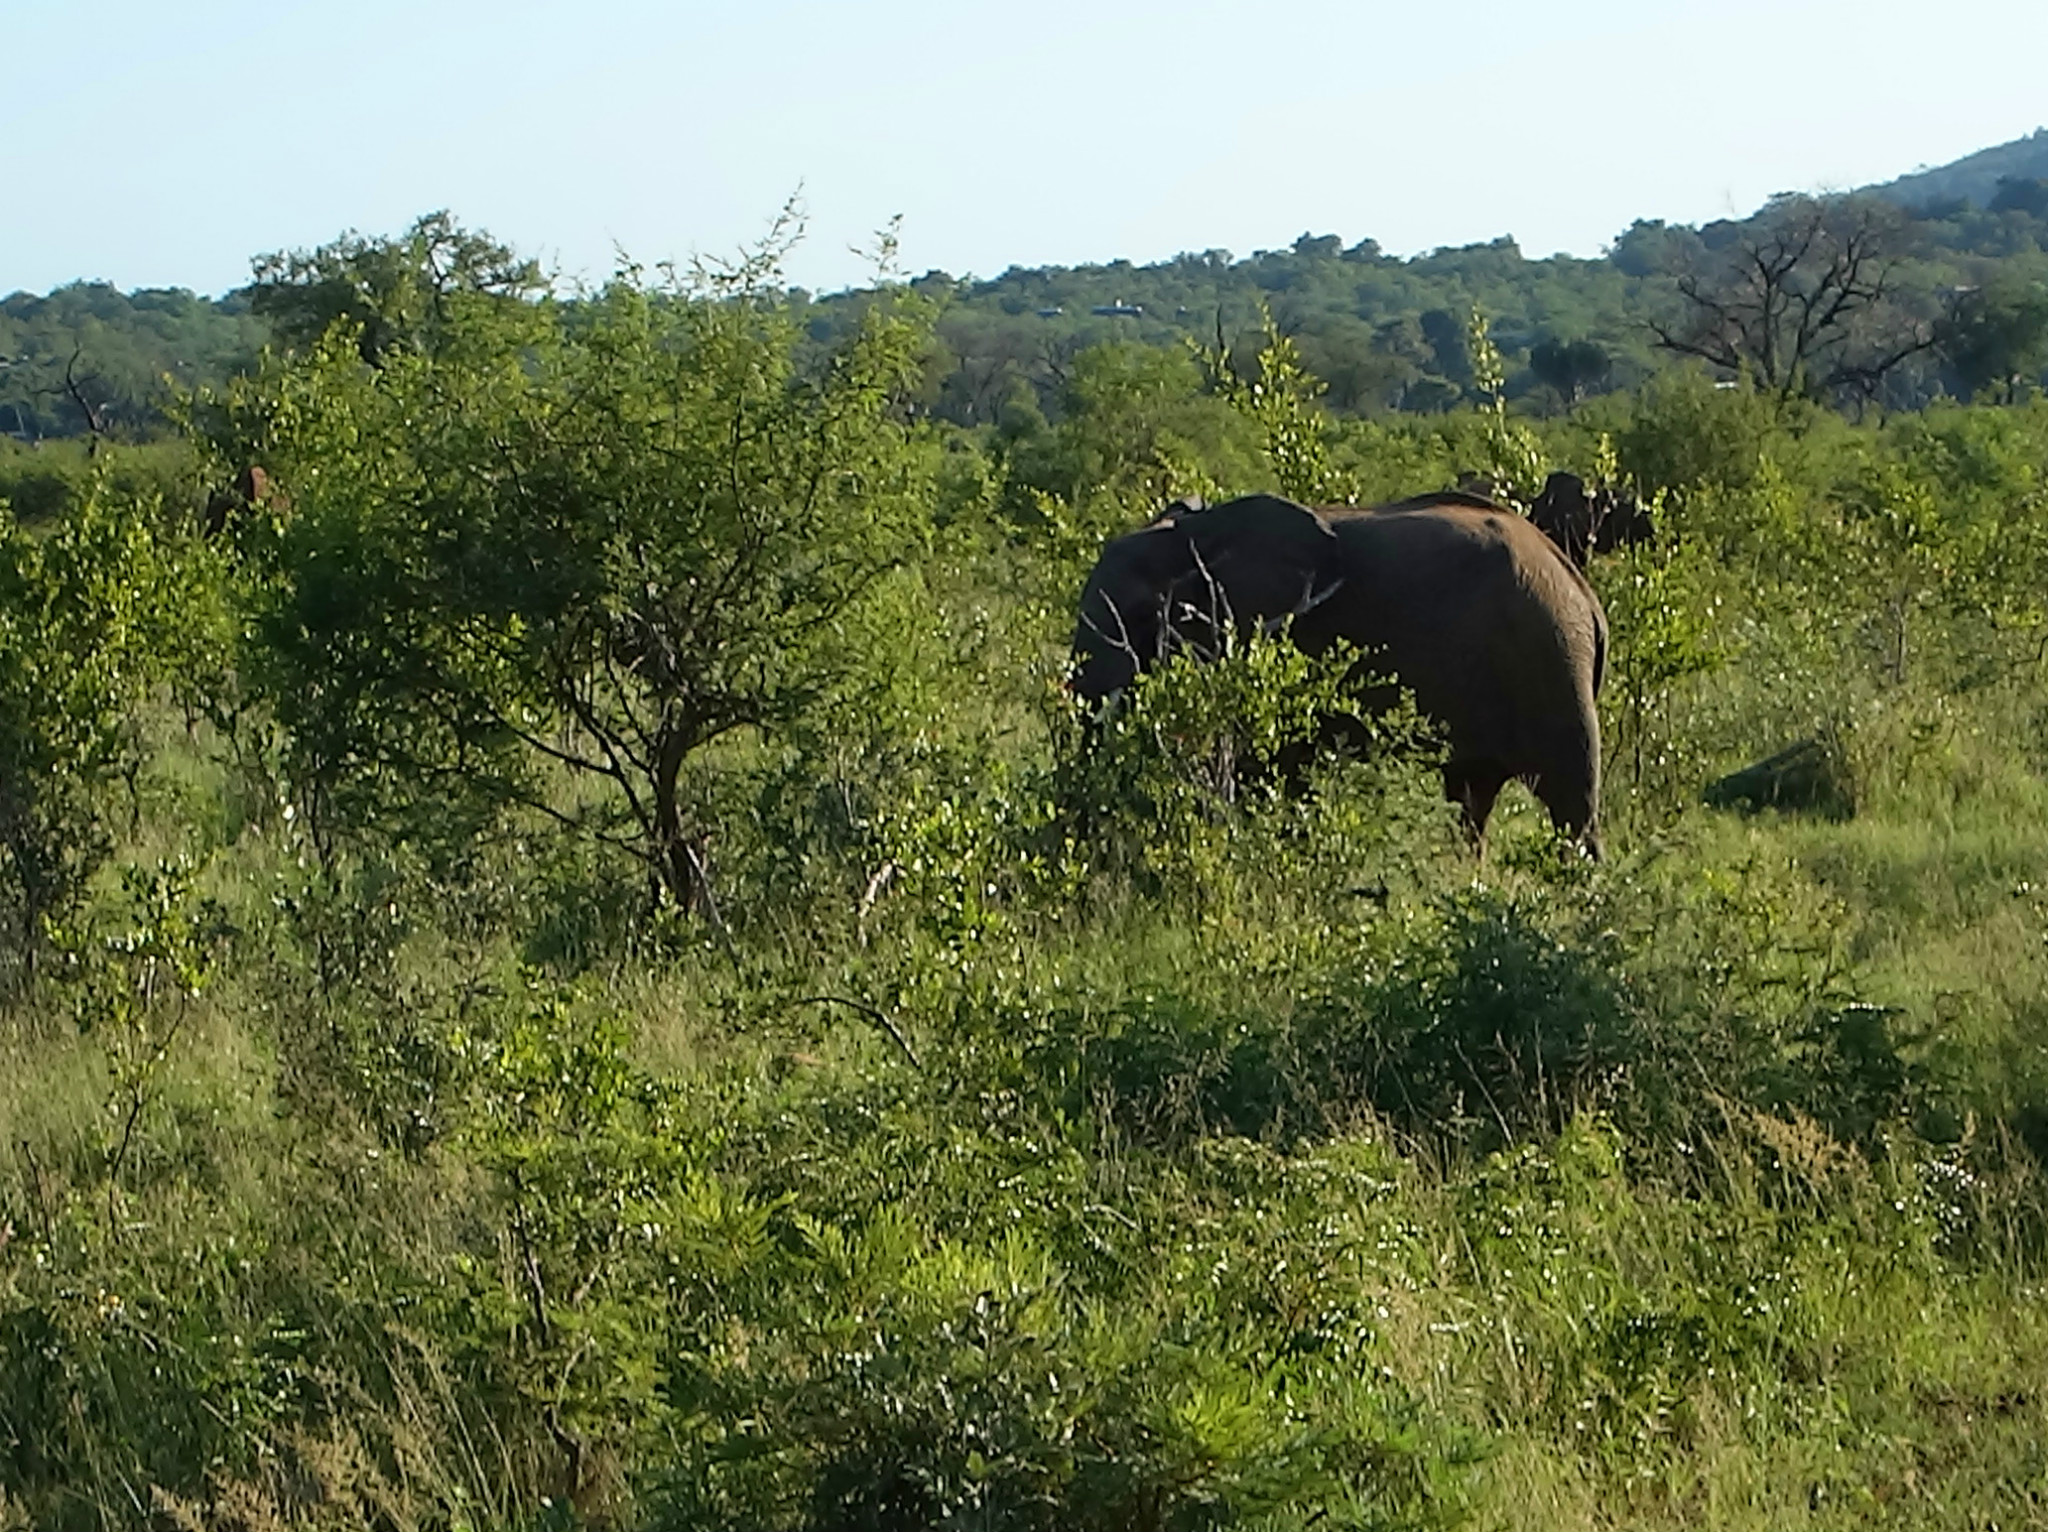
<box><xmin>21</xmin><ymin>1140</ymin><xmax>55</xmax><ymax>1247</ymax></box>
<box><xmin>682</xmin><ymin>840</ymin><xmax>737</xmax><ymax>960</ymax></box>
<box><xmin>507</xmin><ymin>1167</ymin><xmax>553</xmax><ymax>1348</ymax></box>
<box><xmin>792</xmin><ymin>995</ymin><xmax>921</xmax><ymax>1069</ymax></box>
<box><xmin>856</xmin><ymin>860</ymin><xmax>901</xmax><ymax>933</ymax></box>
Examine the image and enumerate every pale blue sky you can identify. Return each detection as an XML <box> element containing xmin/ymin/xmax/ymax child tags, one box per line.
<box><xmin>6</xmin><ymin>0</ymin><xmax>2045</xmax><ymax>297</ymax></box>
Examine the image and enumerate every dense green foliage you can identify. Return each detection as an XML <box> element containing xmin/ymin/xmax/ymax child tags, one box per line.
<box><xmin>0</xmin><ymin>286</ymin><xmax>265</xmax><ymax>441</ymax></box>
<box><xmin>10</xmin><ymin>202</ymin><xmax>2048</xmax><ymax>1531</ymax></box>
<box><xmin>245</xmin><ymin>211</ymin><xmax>549</xmax><ymax>368</ymax></box>
<box><xmin>199</xmin><ymin>237</ymin><xmax>938</xmax><ymax>913</ymax></box>
<box><xmin>0</xmin><ymin>476</ymin><xmax>224</xmax><ymax>984</ymax></box>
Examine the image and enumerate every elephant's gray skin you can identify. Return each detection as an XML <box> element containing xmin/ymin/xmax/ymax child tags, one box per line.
<box><xmin>1071</xmin><ymin>490</ymin><xmax>1609</xmax><ymax>855</ymax></box>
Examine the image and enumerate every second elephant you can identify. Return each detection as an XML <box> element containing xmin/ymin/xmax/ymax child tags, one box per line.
<box><xmin>1071</xmin><ymin>490</ymin><xmax>1609</xmax><ymax>854</ymax></box>
<box><xmin>1527</xmin><ymin>471</ymin><xmax>1654</xmax><ymax>567</ymax></box>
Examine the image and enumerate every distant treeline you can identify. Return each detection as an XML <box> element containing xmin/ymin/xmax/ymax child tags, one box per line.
<box><xmin>0</xmin><ymin>285</ymin><xmax>267</xmax><ymax>441</ymax></box>
<box><xmin>7</xmin><ymin>156</ymin><xmax>2048</xmax><ymax>443</ymax></box>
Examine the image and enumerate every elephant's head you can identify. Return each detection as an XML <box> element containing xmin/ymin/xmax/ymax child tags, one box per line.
<box><xmin>1529</xmin><ymin>471</ymin><xmax>1654</xmax><ymax>566</ymax></box>
<box><xmin>1070</xmin><ymin>493</ymin><xmax>1345</xmax><ymax>701</ymax></box>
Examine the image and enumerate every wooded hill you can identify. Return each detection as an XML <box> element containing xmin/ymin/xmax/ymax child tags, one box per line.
<box><xmin>6</xmin><ymin>131</ymin><xmax>2048</xmax><ymax>442</ymax></box>
<box><xmin>1871</xmin><ymin>126</ymin><xmax>2048</xmax><ymax>214</ymax></box>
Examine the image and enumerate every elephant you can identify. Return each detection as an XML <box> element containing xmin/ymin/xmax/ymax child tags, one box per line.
<box><xmin>1071</xmin><ymin>490</ymin><xmax>1608</xmax><ymax>855</ymax></box>
<box><xmin>1527</xmin><ymin>471</ymin><xmax>1654</xmax><ymax>568</ymax></box>
<box><xmin>1452</xmin><ymin>471</ymin><xmax>1654</xmax><ymax>568</ymax></box>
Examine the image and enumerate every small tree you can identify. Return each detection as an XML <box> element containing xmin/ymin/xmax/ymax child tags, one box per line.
<box><xmin>1465</xmin><ymin>308</ymin><xmax>1547</xmax><ymax>499</ymax></box>
<box><xmin>1841</xmin><ymin>457</ymin><xmax>1958</xmax><ymax>687</ymax></box>
<box><xmin>1003</xmin><ymin>342</ymin><xmax>1257</xmax><ymax>551</ymax></box>
<box><xmin>0</xmin><ymin>478</ymin><xmax>217</xmax><ymax>982</ymax></box>
<box><xmin>1593</xmin><ymin>532</ymin><xmax>1724</xmax><ymax>815</ymax></box>
<box><xmin>217</xmin><ymin>225</ymin><xmax>938</xmax><ymax>917</ymax></box>
<box><xmin>248</xmin><ymin>210</ymin><xmax>548</xmax><ymax>366</ymax></box>
<box><xmin>1194</xmin><ymin>307</ymin><xmax>1358</xmax><ymax>504</ymax></box>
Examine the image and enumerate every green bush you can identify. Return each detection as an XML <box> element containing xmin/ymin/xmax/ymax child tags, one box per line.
<box><xmin>1326</xmin><ymin>885</ymin><xmax>1638</xmax><ymax>1150</ymax></box>
<box><xmin>1054</xmin><ymin>628</ymin><xmax>1445</xmax><ymax>908</ymax></box>
<box><xmin>0</xmin><ymin>474</ymin><xmax>226</xmax><ymax>984</ymax></box>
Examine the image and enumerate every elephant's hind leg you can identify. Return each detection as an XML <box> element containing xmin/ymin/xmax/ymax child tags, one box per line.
<box><xmin>1526</xmin><ymin>764</ymin><xmax>1602</xmax><ymax>860</ymax></box>
<box><xmin>1444</xmin><ymin>762</ymin><xmax>1509</xmax><ymax>851</ymax></box>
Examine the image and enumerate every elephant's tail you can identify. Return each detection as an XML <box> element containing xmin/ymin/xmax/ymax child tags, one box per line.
<box><xmin>1591</xmin><ymin>600</ymin><xmax>1608</xmax><ymax>698</ymax></box>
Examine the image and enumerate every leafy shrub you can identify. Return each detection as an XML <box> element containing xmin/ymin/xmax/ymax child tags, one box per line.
<box><xmin>1055</xmin><ymin>628</ymin><xmax>1443</xmax><ymax>907</ymax></box>
<box><xmin>203</xmin><ymin>238</ymin><xmax>941</xmax><ymax>919</ymax></box>
<box><xmin>1315</xmin><ymin>885</ymin><xmax>1638</xmax><ymax>1151</ymax></box>
<box><xmin>0</xmin><ymin>475</ymin><xmax>224</xmax><ymax>984</ymax></box>
<box><xmin>1602</xmin><ymin>370</ymin><xmax>1792</xmax><ymax>498</ymax></box>
<box><xmin>658</xmin><ymin>1213</ymin><xmax>1468</xmax><ymax>1532</ymax></box>
<box><xmin>1022</xmin><ymin>986</ymin><xmax>1340</xmax><ymax>1148</ymax></box>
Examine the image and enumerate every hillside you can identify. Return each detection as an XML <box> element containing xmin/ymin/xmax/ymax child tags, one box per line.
<box><xmin>0</xmin><ymin>283</ymin><xmax>267</xmax><ymax>440</ymax></box>
<box><xmin>1872</xmin><ymin>126</ymin><xmax>2048</xmax><ymax>212</ymax></box>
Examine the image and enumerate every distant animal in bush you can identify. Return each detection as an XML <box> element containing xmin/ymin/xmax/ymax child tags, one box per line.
<box><xmin>1071</xmin><ymin>491</ymin><xmax>1609</xmax><ymax>854</ymax></box>
<box><xmin>203</xmin><ymin>464</ymin><xmax>288</xmax><ymax>537</ymax></box>
<box><xmin>1453</xmin><ymin>471</ymin><xmax>1654</xmax><ymax>568</ymax></box>
<box><xmin>1528</xmin><ymin>471</ymin><xmax>1654</xmax><ymax>567</ymax></box>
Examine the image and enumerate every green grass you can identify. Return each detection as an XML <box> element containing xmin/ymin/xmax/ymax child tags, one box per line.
<box><xmin>7</xmin><ymin>747</ymin><xmax>2039</xmax><ymax>1527</ymax></box>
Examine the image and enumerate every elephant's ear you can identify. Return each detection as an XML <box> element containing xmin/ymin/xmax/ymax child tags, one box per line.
<box><xmin>1179</xmin><ymin>493</ymin><xmax>1345</xmax><ymax>629</ymax></box>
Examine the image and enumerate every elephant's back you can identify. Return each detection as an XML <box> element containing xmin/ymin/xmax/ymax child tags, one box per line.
<box><xmin>1325</xmin><ymin>499</ymin><xmax>1579</xmax><ymax>582</ymax></box>
<box><xmin>1333</xmin><ymin>502</ymin><xmax>1599</xmax><ymax>632</ymax></box>
<box><xmin>1315</xmin><ymin>501</ymin><xmax>1605</xmax><ymax>757</ymax></box>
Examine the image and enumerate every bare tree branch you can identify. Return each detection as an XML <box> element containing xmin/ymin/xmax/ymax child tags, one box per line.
<box><xmin>1650</xmin><ymin>195</ymin><xmax>1932</xmax><ymax>405</ymax></box>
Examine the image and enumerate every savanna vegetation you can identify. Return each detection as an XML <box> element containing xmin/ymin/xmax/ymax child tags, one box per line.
<box><xmin>9</xmin><ymin>186</ymin><xmax>2048</xmax><ymax>1532</ymax></box>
